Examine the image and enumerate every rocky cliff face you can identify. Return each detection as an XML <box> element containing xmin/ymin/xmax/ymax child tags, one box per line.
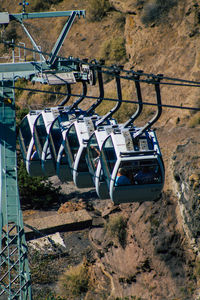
<box><xmin>91</xmin><ymin>1</ymin><xmax>200</xmax><ymax>298</ymax></box>
<box><xmin>173</xmin><ymin>138</ymin><xmax>200</xmax><ymax>252</ymax></box>
<box><xmin>110</xmin><ymin>0</ymin><xmax>200</xmax><ymax>252</ymax></box>
<box><xmin>116</xmin><ymin>0</ymin><xmax>200</xmax><ymax>121</ymax></box>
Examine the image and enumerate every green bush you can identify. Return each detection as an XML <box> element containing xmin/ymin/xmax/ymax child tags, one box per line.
<box><xmin>15</xmin><ymin>78</ymin><xmax>28</xmax><ymax>102</ymax></box>
<box><xmin>18</xmin><ymin>157</ymin><xmax>61</xmax><ymax>209</ymax></box>
<box><xmin>141</xmin><ymin>0</ymin><xmax>178</xmax><ymax>26</ymax></box>
<box><xmin>100</xmin><ymin>37</ymin><xmax>126</xmax><ymax>64</ymax></box>
<box><xmin>3</xmin><ymin>23</ymin><xmax>18</xmax><ymax>43</ymax></box>
<box><xmin>105</xmin><ymin>215</ymin><xmax>127</xmax><ymax>248</ymax></box>
<box><xmin>88</xmin><ymin>0</ymin><xmax>111</xmax><ymax>22</ymax></box>
<box><xmin>16</xmin><ymin>106</ymin><xmax>29</xmax><ymax>129</ymax></box>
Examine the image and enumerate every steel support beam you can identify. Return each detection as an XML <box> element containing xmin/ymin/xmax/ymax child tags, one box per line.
<box><xmin>0</xmin><ymin>80</ymin><xmax>31</xmax><ymax>299</ymax></box>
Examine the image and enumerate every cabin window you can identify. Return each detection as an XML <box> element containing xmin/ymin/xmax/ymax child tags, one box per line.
<box><xmin>87</xmin><ymin>134</ymin><xmax>100</xmax><ymax>172</ymax></box>
<box><xmin>30</xmin><ymin>144</ymin><xmax>40</xmax><ymax>161</ymax></box>
<box><xmin>49</xmin><ymin>119</ymin><xmax>63</xmax><ymax>160</ymax></box>
<box><xmin>77</xmin><ymin>148</ymin><xmax>89</xmax><ymax>172</ymax></box>
<box><xmin>101</xmin><ymin>136</ymin><xmax>117</xmax><ymax>180</ymax></box>
<box><xmin>115</xmin><ymin>159</ymin><xmax>162</xmax><ymax>186</ymax></box>
<box><xmin>60</xmin><ymin>148</ymin><xmax>68</xmax><ymax>165</ymax></box>
<box><xmin>19</xmin><ymin>118</ymin><xmax>32</xmax><ymax>154</ymax></box>
<box><xmin>34</xmin><ymin>115</ymin><xmax>47</xmax><ymax>155</ymax></box>
<box><xmin>66</xmin><ymin>124</ymin><xmax>80</xmax><ymax>160</ymax></box>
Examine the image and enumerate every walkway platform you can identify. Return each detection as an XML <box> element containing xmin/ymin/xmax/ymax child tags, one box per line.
<box><xmin>24</xmin><ymin>209</ymin><xmax>92</xmax><ymax>240</ymax></box>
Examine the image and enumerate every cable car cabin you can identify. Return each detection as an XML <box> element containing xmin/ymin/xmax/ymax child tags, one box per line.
<box><xmin>86</xmin><ymin>124</ymin><xmax>122</xmax><ymax>199</ymax></box>
<box><xmin>99</xmin><ymin>127</ymin><xmax>165</xmax><ymax>204</ymax></box>
<box><xmin>18</xmin><ymin>110</ymin><xmax>44</xmax><ymax>176</ymax></box>
<box><xmin>48</xmin><ymin>108</ymin><xmax>85</xmax><ymax>182</ymax></box>
<box><xmin>64</xmin><ymin>115</ymin><xmax>117</xmax><ymax>188</ymax></box>
<box><xmin>64</xmin><ymin>116</ymin><xmax>99</xmax><ymax>188</ymax></box>
<box><xmin>33</xmin><ymin>106</ymin><xmax>65</xmax><ymax>177</ymax></box>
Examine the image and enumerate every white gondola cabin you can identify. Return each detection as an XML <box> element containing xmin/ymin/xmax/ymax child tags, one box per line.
<box><xmin>62</xmin><ymin>66</ymin><xmax>123</xmax><ymax>188</ymax></box>
<box><xmin>99</xmin><ymin>127</ymin><xmax>165</xmax><ymax>204</ymax></box>
<box><xmin>33</xmin><ymin>106</ymin><xmax>65</xmax><ymax>177</ymax></box>
<box><xmin>18</xmin><ymin>110</ymin><xmax>43</xmax><ymax>176</ymax></box>
<box><xmin>86</xmin><ymin>72</ymin><xmax>145</xmax><ymax>199</ymax></box>
<box><xmin>86</xmin><ymin>125</ymin><xmax>122</xmax><ymax>199</ymax></box>
<box><xmin>48</xmin><ymin>108</ymin><xmax>86</xmax><ymax>182</ymax></box>
<box><xmin>64</xmin><ymin>115</ymin><xmax>101</xmax><ymax>188</ymax></box>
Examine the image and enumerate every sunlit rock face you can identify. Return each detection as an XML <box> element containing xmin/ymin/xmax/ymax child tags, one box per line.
<box><xmin>173</xmin><ymin>138</ymin><xmax>200</xmax><ymax>252</ymax></box>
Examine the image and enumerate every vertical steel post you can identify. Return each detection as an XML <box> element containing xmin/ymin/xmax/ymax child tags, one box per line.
<box><xmin>0</xmin><ymin>79</ymin><xmax>31</xmax><ymax>299</ymax></box>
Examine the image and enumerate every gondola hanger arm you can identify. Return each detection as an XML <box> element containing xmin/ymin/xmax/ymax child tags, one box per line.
<box><xmin>134</xmin><ymin>75</ymin><xmax>163</xmax><ymax>139</ymax></box>
<box><xmin>123</xmin><ymin>70</ymin><xmax>144</xmax><ymax>128</ymax></box>
<box><xmin>86</xmin><ymin>60</ymin><xmax>105</xmax><ymax>115</ymax></box>
<box><xmin>96</xmin><ymin>65</ymin><xmax>123</xmax><ymax>126</ymax></box>
<box><xmin>69</xmin><ymin>81</ymin><xmax>87</xmax><ymax>110</ymax></box>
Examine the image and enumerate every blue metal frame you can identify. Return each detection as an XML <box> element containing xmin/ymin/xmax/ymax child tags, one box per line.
<box><xmin>0</xmin><ymin>80</ymin><xmax>31</xmax><ymax>299</ymax></box>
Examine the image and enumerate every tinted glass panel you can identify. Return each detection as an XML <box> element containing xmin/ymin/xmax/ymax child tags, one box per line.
<box><xmin>101</xmin><ymin>136</ymin><xmax>117</xmax><ymax>180</ymax></box>
<box><xmin>77</xmin><ymin>148</ymin><xmax>89</xmax><ymax>172</ymax></box>
<box><xmin>30</xmin><ymin>145</ymin><xmax>40</xmax><ymax>161</ymax></box>
<box><xmin>87</xmin><ymin>134</ymin><xmax>100</xmax><ymax>172</ymax></box>
<box><xmin>34</xmin><ymin>115</ymin><xmax>47</xmax><ymax>155</ymax></box>
<box><xmin>49</xmin><ymin>119</ymin><xmax>63</xmax><ymax>160</ymax></box>
<box><xmin>66</xmin><ymin>124</ymin><xmax>80</xmax><ymax>160</ymax></box>
<box><xmin>114</xmin><ymin>159</ymin><xmax>162</xmax><ymax>186</ymax></box>
<box><xmin>60</xmin><ymin>149</ymin><xmax>68</xmax><ymax>165</ymax></box>
<box><xmin>19</xmin><ymin>117</ymin><xmax>32</xmax><ymax>154</ymax></box>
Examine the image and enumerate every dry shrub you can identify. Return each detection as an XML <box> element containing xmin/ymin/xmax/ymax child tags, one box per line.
<box><xmin>105</xmin><ymin>214</ymin><xmax>127</xmax><ymax>248</ymax></box>
<box><xmin>58</xmin><ymin>260</ymin><xmax>91</xmax><ymax>298</ymax></box>
<box><xmin>194</xmin><ymin>259</ymin><xmax>200</xmax><ymax>279</ymax></box>
<box><xmin>88</xmin><ymin>0</ymin><xmax>111</xmax><ymax>22</ymax></box>
<box><xmin>141</xmin><ymin>0</ymin><xmax>178</xmax><ymax>26</ymax></box>
<box><xmin>58</xmin><ymin>200</ymin><xmax>86</xmax><ymax>213</ymax></box>
<box><xmin>113</xmin><ymin>102</ymin><xmax>138</xmax><ymax>123</ymax></box>
<box><xmin>100</xmin><ymin>37</ymin><xmax>126</xmax><ymax>65</ymax></box>
<box><xmin>29</xmin><ymin>0</ymin><xmax>63</xmax><ymax>12</ymax></box>
<box><xmin>188</xmin><ymin>111</ymin><xmax>200</xmax><ymax>128</ymax></box>
<box><xmin>113</xmin><ymin>12</ymin><xmax>126</xmax><ymax>31</ymax></box>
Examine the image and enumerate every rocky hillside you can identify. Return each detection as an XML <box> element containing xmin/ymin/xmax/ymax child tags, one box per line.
<box><xmin>1</xmin><ymin>0</ymin><xmax>200</xmax><ymax>299</ymax></box>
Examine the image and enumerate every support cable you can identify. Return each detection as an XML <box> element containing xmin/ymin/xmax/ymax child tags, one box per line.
<box><xmin>2</xmin><ymin>40</ymin><xmax>200</xmax><ymax>86</ymax></box>
<box><xmin>9</xmin><ymin>84</ymin><xmax>200</xmax><ymax>112</ymax></box>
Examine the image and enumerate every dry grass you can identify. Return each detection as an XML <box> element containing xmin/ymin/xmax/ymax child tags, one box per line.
<box><xmin>99</xmin><ymin>37</ymin><xmax>127</xmax><ymax>65</ymax></box>
<box><xmin>188</xmin><ymin>112</ymin><xmax>200</xmax><ymax>128</ymax></box>
<box><xmin>104</xmin><ymin>214</ymin><xmax>127</xmax><ymax>248</ymax></box>
<box><xmin>58</xmin><ymin>259</ymin><xmax>92</xmax><ymax>298</ymax></box>
<box><xmin>87</xmin><ymin>0</ymin><xmax>111</xmax><ymax>22</ymax></box>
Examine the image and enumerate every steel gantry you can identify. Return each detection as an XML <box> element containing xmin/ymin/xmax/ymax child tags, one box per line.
<box><xmin>0</xmin><ymin>6</ymin><xmax>93</xmax><ymax>299</ymax></box>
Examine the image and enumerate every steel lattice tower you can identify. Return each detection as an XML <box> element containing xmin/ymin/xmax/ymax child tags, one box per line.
<box><xmin>0</xmin><ymin>80</ymin><xmax>31</xmax><ymax>299</ymax></box>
